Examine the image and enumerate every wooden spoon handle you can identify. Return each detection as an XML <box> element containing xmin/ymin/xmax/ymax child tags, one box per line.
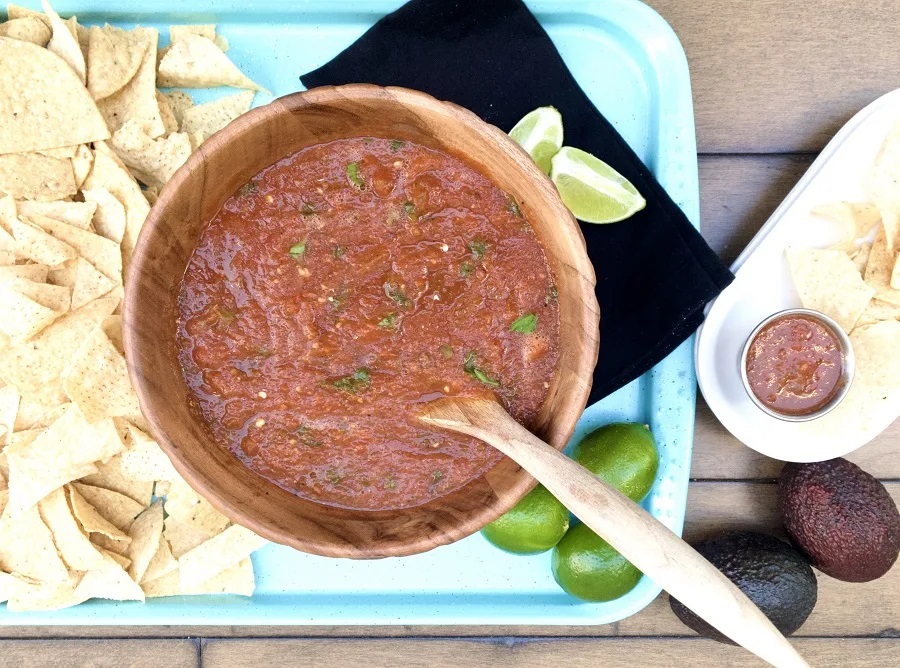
<box><xmin>420</xmin><ymin>398</ymin><xmax>810</xmax><ymax>668</ymax></box>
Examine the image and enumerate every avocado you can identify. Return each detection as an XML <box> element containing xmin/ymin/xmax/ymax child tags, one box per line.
<box><xmin>669</xmin><ymin>531</ymin><xmax>817</xmax><ymax>643</ymax></box>
<box><xmin>779</xmin><ymin>458</ymin><xmax>900</xmax><ymax>582</ymax></box>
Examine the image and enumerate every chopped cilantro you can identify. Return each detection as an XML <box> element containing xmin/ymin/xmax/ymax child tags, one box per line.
<box><xmin>378</xmin><ymin>313</ymin><xmax>399</xmax><ymax>329</ymax></box>
<box><xmin>288</xmin><ymin>241</ymin><xmax>307</xmax><ymax>259</ymax></box>
<box><xmin>333</xmin><ymin>368</ymin><xmax>371</xmax><ymax>393</ymax></box>
<box><xmin>384</xmin><ymin>282</ymin><xmax>410</xmax><ymax>307</ymax></box>
<box><xmin>347</xmin><ymin>162</ymin><xmax>365</xmax><ymax>189</ymax></box>
<box><xmin>295</xmin><ymin>425</ymin><xmax>323</xmax><ymax>447</ymax></box>
<box><xmin>238</xmin><ymin>181</ymin><xmax>258</xmax><ymax>197</ymax></box>
<box><xmin>545</xmin><ymin>285</ymin><xmax>559</xmax><ymax>304</ymax></box>
<box><xmin>300</xmin><ymin>202</ymin><xmax>317</xmax><ymax>215</ymax></box>
<box><xmin>510</xmin><ymin>313</ymin><xmax>538</xmax><ymax>334</ymax></box>
<box><xmin>506</xmin><ymin>196</ymin><xmax>523</xmax><ymax>218</ymax></box>
<box><xmin>440</xmin><ymin>343</ymin><xmax>454</xmax><ymax>359</ymax></box>
<box><xmin>332</xmin><ymin>245</ymin><xmax>346</xmax><ymax>259</ymax></box>
<box><xmin>459</xmin><ymin>261</ymin><xmax>475</xmax><ymax>278</ymax></box>
<box><xmin>468</xmin><ymin>240</ymin><xmax>488</xmax><ymax>260</ymax></box>
<box><xmin>403</xmin><ymin>201</ymin><xmax>416</xmax><ymax>218</ymax></box>
<box><xmin>463</xmin><ymin>351</ymin><xmax>500</xmax><ymax>388</ymax></box>
<box><xmin>390</xmin><ymin>139</ymin><xmax>406</xmax><ymax>151</ymax></box>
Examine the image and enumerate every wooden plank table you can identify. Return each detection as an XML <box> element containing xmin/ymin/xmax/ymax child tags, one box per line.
<box><xmin>4</xmin><ymin>1</ymin><xmax>899</xmax><ymax>666</ymax></box>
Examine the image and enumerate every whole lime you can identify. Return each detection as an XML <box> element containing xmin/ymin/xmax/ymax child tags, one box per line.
<box><xmin>571</xmin><ymin>422</ymin><xmax>659</xmax><ymax>502</ymax></box>
<box><xmin>551</xmin><ymin>523</ymin><xmax>643</xmax><ymax>602</ymax></box>
<box><xmin>481</xmin><ymin>484</ymin><xmax>569</xmax><ymax>555</ymax></box>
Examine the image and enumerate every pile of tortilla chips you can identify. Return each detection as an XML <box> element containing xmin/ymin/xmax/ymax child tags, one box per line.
<box><xmin>0</xmin><ymin>2</ymin><xmax>267</xmax><ymax>610</ymax></box>
<box><xmin>786</xmin><ymin>119</ymin><xmax>900</xmax><ymax>431</ymax></box>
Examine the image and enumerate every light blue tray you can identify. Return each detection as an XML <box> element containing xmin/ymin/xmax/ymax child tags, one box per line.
<box><xmin>1</xmin><ymin>0</ymin><xmax>699</xmax><ymax>625</ymax></box>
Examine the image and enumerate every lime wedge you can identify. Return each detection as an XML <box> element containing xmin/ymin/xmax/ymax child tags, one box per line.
<box><xmin>550</xmin><ymin>147</ymin><xmax>646</xmax><ymax>223</ymax></box>
<box><xmin>509</xmin><ymin>106</ymin><xmax>563</xmax><ymax>175</ymax></box>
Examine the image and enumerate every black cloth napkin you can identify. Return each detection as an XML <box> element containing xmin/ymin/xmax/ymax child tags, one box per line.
<box><xmin>301</xmin><ymin>0</ymin><xmax>733</xmax><ymax>403</ymax></box>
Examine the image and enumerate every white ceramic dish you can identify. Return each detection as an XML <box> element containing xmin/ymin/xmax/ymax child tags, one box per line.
<box><xmin>696</xmin><ymin>88</ymin><xmax>900</xmax><ymax>463</ymax></box>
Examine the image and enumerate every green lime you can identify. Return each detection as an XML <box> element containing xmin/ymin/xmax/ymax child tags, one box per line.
<box><xmin>552</xmin><ymin>522</ymin><xmax>643</xmax><ymax>602</ymax></box>
<box><xmin>572</xmin><ymin>422</ymin><xmax>659</xmax><ymax>502</ymax></box>
<box><xmin>509</xmin><ymin>106</ymin><xmax>564</xmax><ymax>175</ymax></box>
<box><xmin>550</xmin><ymin>146</ymin><xmax>646</xmax><ymax>223</ymax></box>
<box><xmin>482</xmin><ymin>484</ymin><xmax>569</xmax><ymax>555</ymax></box>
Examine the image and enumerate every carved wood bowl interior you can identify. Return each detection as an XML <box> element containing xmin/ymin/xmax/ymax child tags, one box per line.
<box><xmin>123</xmin><ymin>85</ymin><xmax>600</xmax><ymax>558</ymax></box>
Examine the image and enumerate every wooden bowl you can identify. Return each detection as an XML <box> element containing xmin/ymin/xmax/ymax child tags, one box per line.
<box><xmin>124</xmin><ymin>85</ymin><xmax>600</xmax><ymax>558</ymax></box>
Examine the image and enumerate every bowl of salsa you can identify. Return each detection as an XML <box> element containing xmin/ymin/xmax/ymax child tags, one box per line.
<box><xmin>740</xmin><ymin>308</ymin><xmax>855</xmax><ymax>422</ymax></box>
<box><xmin>124</xmin><ymin>85</ymin><xmax>600</xmax><ymax>558</ymax></box>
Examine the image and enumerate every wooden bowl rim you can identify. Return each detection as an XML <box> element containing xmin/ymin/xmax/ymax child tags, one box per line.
<box><xmin>124</xmin><ymin>84</ymin><xmax>600</xmax><ymax>558</ymax></box>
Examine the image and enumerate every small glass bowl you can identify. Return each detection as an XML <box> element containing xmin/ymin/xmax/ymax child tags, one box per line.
<box><xmin>739</xmin><ymin>308</ymin><xmax>855</xmax><ymax>423</ymax></box>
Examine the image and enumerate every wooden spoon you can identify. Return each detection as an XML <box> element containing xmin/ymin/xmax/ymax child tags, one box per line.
<box><xmin>420</xmin><ymin>397</ymin><xmax>810</xmax><ymax>668</ymax></box>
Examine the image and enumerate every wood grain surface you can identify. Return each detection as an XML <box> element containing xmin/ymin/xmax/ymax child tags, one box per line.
<box><xmin>4</xmin><ymin>2</ymin><xmax>900</xmax><ymax>667</ymax></box>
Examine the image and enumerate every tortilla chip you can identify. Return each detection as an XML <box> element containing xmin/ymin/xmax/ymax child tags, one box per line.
<box><xmin>7</xmin><ymin>4</ymin><xmax>50</xmax><ymax>25</ymax></box>
<box><xmin>87</xmin><ymin>24</ymin><xmax>150</xmax><ymax>101</ymax></box>
<box><xmin>72</xmin><ymin>144</ymin><xmax>94</xmax><ymax>189</ymax></box>
<box><xmin>37</xmin><ymin>487</ymin><xmax>107</xmax><ymax>571</ymax></box>
<box><xmin>0</xmin><ymin>571</ymin><xmax>41</xmax><ymax>604</ymax></box>
<box><xmin>71</xmin><ymin>551</ymin><xmax>144</xmax><ymax>603</ymax></box>
<box><xmin>116</xmin><ymin>424</ymin><xmax>178</xmax><ymax>484</ymax></box>
<box><xmin>0</xmin><ymin>36</ymin><xmax>108</xmax><ymax>155</ymax></box>
<box><xmin>157</xmin><ymin>34</ymin><xmax>266</xmax><ymax>91</ymax></box>
<box><xmin>12</xmin><ymin>398</ymin><xmax>67</xmax><ymax>432</ymax></box>
<box><xmin>6</xmin><ymin>573</ymin><xmax>82</xmax><ymax>611</ymax></box>
<box><xmin>892</xmin><ymin>252</ymin><xmax>900</xmax><ymax>290</ymax></box>
<box><xmin>3</xmin><ymin>277</ymin><xmax>70</xmax><ymax>312</ymax></box>
<box><xmin>0</xmin><ymin>502</ymin><xmax>70</xmax><ymax>581</ymax></box>
<box><xmin>156</xmin><ymin>90</ymin><xmax>179</xmax><ymax>135</ymax></box>
<box><xmin>141</xmin><ymin>568</ymin><xmax>181</xmax><ymax>597</ymax></box>
<box><xmin>164</xmin><ymin>478</ymin><xmax>230</xmax><ymax>537</ymax></box>
<box><xmin>163</xmin><ymin>516</ymin><xmax>211</xmax><ymax>559</ymax></box>
<box><xmin>42</xmin><ymin>0</ymin><xmax>85</xmax><ymax>84</ymax></box>
<box><xmin>102</xmin><ymin>548</ymin><xmax>131</xmax><ymax>570</ymax></box>
<box><xmin>37</xmin><ymin>145</ymin><xmax>78</xmax><ymax>160</ymax></box>
<box><xmin>0</xmin><ymin>264</ymin><xmax>50</xmax><ymax>282</ymax></box>
<box><xmin>8</xmin><ymin>215</ymin><xmax>77</xmax><ymax>265</ymax></box>
<box><xmin>29</xmin><ymin>213</ymin><xmax>122</xmax><ymax>284</ymax></box>
<box><xmin>49</xmin><ymin>257</ymin><xmax>117</xmax><ymax>310</ymax></box>
<box><xmin>181</xmin><ymin>90</ymin><xmax>253</xmax><ymax>141</ymax></box>
<box><xmin>127</xmin><ymin>499</ymin><xmax>163</xmax><ymax>583</ymax></box>
<box><xmin>109</xmin><ymin>120</ymin><xmax>192</xmax><ymax>189</ymax></box>
<box><xmin>864</xmin><ymin>231</ymin><xmax>900</xmax><ymax>305</ymax></box>
<box><xmin>0</xmin><ymin>153</ymin><xmax>76</xmax><ymax>201</ymax></box>
<box><xmin>0</xmin><ymin>282</ymin><xmax>65</xmax><ymax>340</ymax></box>
<box><xmin>97</xmin><ymin>27</ymin><xmax>165</xmax><ymax>138</ymax></box>
<box><xmin>66</xmin><ymin>484</ymin><xmax>131</xmax><ymax>543</ymax></box>
<box><xmin>4</xmin><ymin>406</ymin><xmax>124</xmax><ymax>517</ymax></box>
<box><xmin>80</xmin><ymin>454</ymin><xmax>153</xmax><ymax>506</ymax></box>
<box><xmin>141</xmin><ymin>534</ymin><xmax>178</xmax><ymax>584</ymax></box>
<box><xmin>856</xmin><ymin>298</ymin><xmax>900</xmax><ymax>328</ymax></box>
<box><xmin>163</xmin><ymin>90</ymin><xmax>194</xmax><ymax>129</ymax></box>
<box><xmin>0</xmin><ymin>16</ymin><xmax>51</xmax><ymax>45</ymax></box>
<box><xmin>787</xmin><ymin>248</ymin><xmax>876</xmax><ymax>331</ymax></box>
<box><xmin>169</xmin><ymin>24</ymin><xmax>215</xmax><ymax>43</ymax></box>
<box><xmin>83</xmin><ymin>145</ymin><xmax>151</xmax><ymax>268</ymax></box>
<box><xmin>0</xmin><ymin>294</ymin><xmax>119</xmax><ymax>408</ymax></box>
<box><xmin>178</xmin><ymin>524</ymin><xmax>266</xmax><ymax>590</ymax></box>
<box><xmin>102</xmin><ymin>314</ymin><xmax>124</xmax><ymax>353</ymax></box>
<box><xmin>811</xmin><ymin>202</ymin><xmax>882</xmax><ymax>252</ymax></box>
<box><xmin>62</xmin><ymin>325</ymin><xmax>140</xmax><ymax>422</ymax></box>
<box><xmin>71</xmin><ymin>482</ymin><xmax>143</xmax><ymax>531</ymax></box>
<box><xmin>16</xmin><ymin>200</ymin><xmax>96</xmax><ymax>229</ymax></box>
<box><xmin>80</xmin><ymin>188</ymin><xmax>126</xmax><ymax>244</ymax></box>
<box><xmin>0</xmin><ymin>384</ymin><xmax>19</xmax><ymax>446</ymax></box>
<box><xmin>142</xmin><ymin>186</ymin><xmax>159</xmax><ymax>206</ymax></box>
<box><xmin>184</xmin><ymin>557</ymin><xmax>254</xmax><ymax>596</ymax></box>
<box><xmin>850</xmin><ymin>320</ymin><xmax>900</xmax><ymax>387</ymax></box>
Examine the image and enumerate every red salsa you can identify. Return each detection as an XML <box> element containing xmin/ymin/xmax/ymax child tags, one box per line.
<box><xmin>744</xmin><ymin>314</ymin><xmax>844</xmax><ymax>416</ymax></box>
<box><xmin>176</xmin><ymin>137</ymin><xmax>560</xmax><ymax>511</ymax></box>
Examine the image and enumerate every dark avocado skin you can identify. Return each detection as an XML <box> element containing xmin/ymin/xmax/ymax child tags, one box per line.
<box><xmin>779</xmin><ymin>459</ymin><xmax>900</xmax><ymax>583</ymax></box>
<box><xmin>669</xmin><ymin>531</ymin><xmax>817</xmax><ymax>644</ymax></box>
